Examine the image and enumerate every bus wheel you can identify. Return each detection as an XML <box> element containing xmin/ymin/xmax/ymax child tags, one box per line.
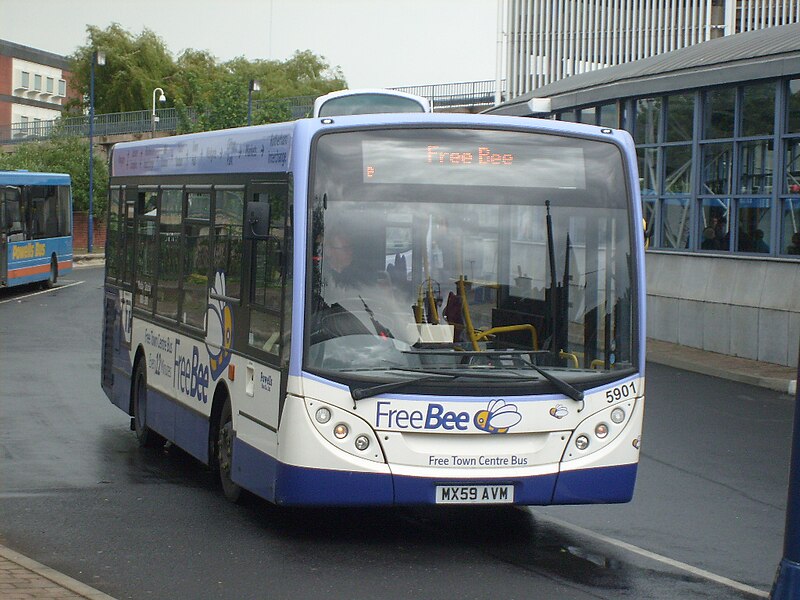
<box><xmin>216</xmin><ymin>397</ymin><xmax>242</xmax><ymax>503</ymax></box>
<box><xmin>43</xmin><ymin>257</ymin><xmax>57</xmax><ymax>289</ymax></box>
<box><xmin>132</xmin><ymin>360</ymin><xmax>165</xmax><ymax>449</ymax></box>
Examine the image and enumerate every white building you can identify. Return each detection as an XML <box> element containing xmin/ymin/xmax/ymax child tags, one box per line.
<box><xmin>501</xmin><ymin>0</ymin><xmax>800</xmax><ymax>98</ymax></box>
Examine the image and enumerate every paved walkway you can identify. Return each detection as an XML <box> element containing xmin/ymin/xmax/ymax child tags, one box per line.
<box><xmin>648</xmin><ymin>338</ymin><xmax>797</xmax><ymax>395</ymax></box>
<box><xmin>0</xmin><ymin>545</ymin><xmax>114</xmax><ymax>600</ymax></box>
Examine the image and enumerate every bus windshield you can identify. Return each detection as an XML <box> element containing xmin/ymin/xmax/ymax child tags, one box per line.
<box><xmin>307</xmin><ymin>128</ymin><xmax>636</xmax><ymax>391</ymax></box>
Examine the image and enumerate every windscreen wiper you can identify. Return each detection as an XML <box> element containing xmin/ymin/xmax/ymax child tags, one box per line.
<box><xmin>350</xmin><ymin>373</ymin><xmax>456</xmax><ymax>405</ymax></box>
<box><xmin>521</xmin><ymin>360</ymin><xmax>585</xmax><ymax>408</ymax></box>
<box><xmin>349</xmin><ymin>368</ymin><xmax>541</xmax><ymax>406</ymax></box>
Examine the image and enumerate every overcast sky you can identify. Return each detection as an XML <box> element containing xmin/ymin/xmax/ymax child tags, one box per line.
<box><xmin>0</xmin><ymin>0</ymin><xmax>500</xmax><ymax>88</ymax></box>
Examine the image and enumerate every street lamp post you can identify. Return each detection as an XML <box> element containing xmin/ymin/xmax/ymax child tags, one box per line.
<box><xmin>88</xmin><ymin>49</ymin><xmax>105</xmax><ymax>254</ymax></box>
<box><xmin>152</xmin><ymin>87</ymin><xmax>166</xmax><ymax>133</ymax></box>
<box><xmin>248</xmin><ymin>79</ymin><xmax>260</xmax><ymax>126</ymax></box>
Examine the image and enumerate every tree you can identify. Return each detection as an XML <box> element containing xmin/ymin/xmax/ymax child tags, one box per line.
<box><xmin>68</xmin><ymin>24</ymin><xmax>348</xmax><ymax>128</ymax></box>
<box><xmin>0</xmin><ymin>136</ymin><xmax>108</xmax><ymax>220</ymax></box>
<box><xmin>67</xmin><ymin>24</ymin><xmax>177</xmax><ymax>115</ymax></box>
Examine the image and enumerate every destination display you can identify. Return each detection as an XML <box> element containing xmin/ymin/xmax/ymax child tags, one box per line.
<box><xmin>362</xmin><ymin>137</ymin><xmax>587</xmax><ymax>189</ymax></box>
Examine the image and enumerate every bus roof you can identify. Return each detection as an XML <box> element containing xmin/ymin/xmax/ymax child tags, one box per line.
<box><xmin>109</xmin><ymin>113</ymin><xmax>635</xmax><ymax>179</ymax></box>
<box><xmin>0</xmin><ymin>171</ymin><xmax>71</xmax><ymax>186</ymax></box>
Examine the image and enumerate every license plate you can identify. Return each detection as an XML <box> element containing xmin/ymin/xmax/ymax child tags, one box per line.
<box><xmin>435</xmin><ymin>484</ymin><xmax>515</xmax><ymax>504</ymax></box>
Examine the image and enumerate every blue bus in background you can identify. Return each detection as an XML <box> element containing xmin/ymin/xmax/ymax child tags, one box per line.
<box><xmin>0</xmin><ymin>171</ymin><xmax>73</xmax><ymax>288</ymax></box>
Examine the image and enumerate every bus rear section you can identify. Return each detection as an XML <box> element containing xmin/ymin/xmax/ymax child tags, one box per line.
<box><xmin>1</xmin><ymin>171</ymin><xmax>73</xmax><ymax>288</ymax></box>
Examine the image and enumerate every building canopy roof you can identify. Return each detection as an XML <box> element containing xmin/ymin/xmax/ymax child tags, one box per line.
<box><xmin>488</xmin><ymin>22</ymin><xmax>800</xmax><ymax>116</ymax></box>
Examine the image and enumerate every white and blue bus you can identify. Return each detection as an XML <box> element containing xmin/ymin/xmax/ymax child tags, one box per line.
<box><xmin>101</xmin><ymin>112</ymin><xmax>645</xmax><ymax>506</ymax></box>
<box><xmin>1</xmin><ymin>170</ymin><xmax>73</xmax><ymax>288</ymax></box>
<box><xmin>313</xmin><ymin>89</ymin><xmax>431</xmax><ymax>117</ymax></box>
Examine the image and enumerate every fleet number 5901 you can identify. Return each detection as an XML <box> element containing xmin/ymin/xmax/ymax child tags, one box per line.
<box><xmin>606</xmin><ymin>381</ymin><xmax>638</xmax><ymax>403</ymax></box>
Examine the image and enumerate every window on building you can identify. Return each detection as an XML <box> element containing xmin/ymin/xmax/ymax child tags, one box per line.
<box><xmin>703</xmin><ymin>88</ymin><xmax>735</xmax><ymax>139</ymax></box>
<box><xmin>740</xmin><ymin>140</ymin><xmax>773</xmax><ymax>195</ymax></box>
<box><xmin>781</xmin><ymin>199</ymin><xmax>800</xmax><ymax>255</ymax></box>
<box><xmin>578</xmin><ymin>106</ymin><xmax>596</xmax><ymax>125</ymax></box>
<box><xmin>742</xmin><ymin>82</ymin><xmax>776</xmax><ymax>137</ymax></box>
<box><xmin>638</xmin><ymin>148</ymin><xmax>659</xmax><ymax>196</ymax></box>
<box><xmin>46</xmin><ymin>77</ymin><xmax>54</xmax><ymax>94</ymax></box>
<box><xmin>666</xmin><ymin>93</ymin><xmax>694</xmax><ymax>142</ymax></box>
<box><xmin>635</xmin><ymin>97</ymin><xmax>661</xmax><ymax>145</ymax></box>
<box><xmin>661</xmin><ymin>197</ymin><xmax>691</xmax><ymax>249</ymax></box>
<box><xmin>599</xmin><ymin>103</ymin><xmax>619</xmax><ymax>129</ymax></box>
<box><xmin>701</xmin><ymin>143</ymin><xmax>733</xmax><ymax>195</ymax></box>
<box><xmin>737</xmin><ymin>198</ymin><xmax>771</xmax><ymax>253</ymax></box>
<box><xmin>20</xmin><ymin>71</ymin><xmax>29</xmax><ymax>88</ymax></box>
<box><xmin>699</xmin><ymin>199</ymin><xmax>731</xmax><ymax>252</ymax></box>
<box><xmin>664</xmin><ymin>145</ymin><xmax>692</xmax><ymax>194</ymax></box>
<box><xmin>34</xmin><ymin>74</ymin><xmax>42</xmax><ymax>91</ymax></box>
<box><xmin>58</xmin><ymin>80</ymin><xmax>66</xmax><ymax>96</ymax></box>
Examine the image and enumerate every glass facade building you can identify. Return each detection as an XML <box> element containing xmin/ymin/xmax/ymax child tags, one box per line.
<box><xmin>490</xmin><ymin>23</ymin><xmax>800</xmax><ymax>259</ymax></box>
<box><xmin>489</xmin><ymin>23</ymin><xmax>800</xmax><ymax>368</ymax></box>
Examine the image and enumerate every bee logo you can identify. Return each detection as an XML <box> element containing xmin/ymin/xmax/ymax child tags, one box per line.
<box><xmin>206</xmin><ymin>271</ymin><xmax>234</xmax><ymax>380</ymax></box>
<box><xmin>473</xmin><ymin>399</ymin><xmax>522</xmax><ymax>434</ymax></box>
<box><xmin>549</xmin><ymin>404</ymin><xmax>568</xmax><ymax>419</ymax></box>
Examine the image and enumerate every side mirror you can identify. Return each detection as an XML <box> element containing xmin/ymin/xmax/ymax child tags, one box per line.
<box><xmin>244</xmin><ymin>201</ymin><xmax>271</xmax><ymax>240</ymax></box>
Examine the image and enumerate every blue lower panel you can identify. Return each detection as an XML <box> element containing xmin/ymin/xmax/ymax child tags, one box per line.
<box><xmin>232</xmin><ymin>438</ymin><xmax>561</xmax><ymax>506</ymax></box>
<box><xmin>144</xmin><ymin>386</ymin><xmax>210</xmax><ymax>464</ymax></box>
<box><xmin>551</xmin><ymin>463</ymin><xmax>638</xmax><ymax>504</ymax></box>
<box><xmin>232</xmin><ymin>438</ymin><xmax>278</xmax><ymax>502</ymax></box>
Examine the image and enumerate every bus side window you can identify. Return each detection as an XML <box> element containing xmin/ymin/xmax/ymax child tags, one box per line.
<box><xmin>2</xmin><ymin>188</ymin><xmax>24</xmax><ymax>241</ymax></box>
<box><xmin>249</xmin><ymin>184</ymin><xmax>289</xmax><ymax>358</ymax></box>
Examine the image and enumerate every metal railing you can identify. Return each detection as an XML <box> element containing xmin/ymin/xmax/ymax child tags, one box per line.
<box><xmin>392</xmin><ymin>80</ymin><xmax>506</xmax><ymax>110</ymax></box>
<box><xmin>0</xmin><ymin>81</ymin><xmax>506</xmax><ymax>145</ymax></box>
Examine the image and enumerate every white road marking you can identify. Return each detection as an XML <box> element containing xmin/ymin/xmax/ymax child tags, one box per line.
<box><xmin>532</xmin><ymin>511</ymin><xmax>769</xmax><ymax>598</ymax></box>
<box><xmin>0</xmin><ymin>280</ymin><xmax>84</xmax><ymax>305</ymax></box>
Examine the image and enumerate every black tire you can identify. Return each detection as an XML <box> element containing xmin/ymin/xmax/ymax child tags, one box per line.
<box><xmin>216</xmin><ymin>397</ymin><xmax>242</xmax><ymax>503</ymax></box>
<box><xmin>132</xmin><ymin>359</ymin><xmax>166</xmax><ymax>449</ymax></box>
<box><xmin>42</xmin><ymin>257</ymin><xmax>57</xmax><ymax>289</ymax></box>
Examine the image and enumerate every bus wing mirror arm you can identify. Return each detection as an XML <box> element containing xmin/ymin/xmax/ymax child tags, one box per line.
<box><xmin>245</xmin><ymin>202</ymin><xmax>271</xmax><ymax>240</ymax></box>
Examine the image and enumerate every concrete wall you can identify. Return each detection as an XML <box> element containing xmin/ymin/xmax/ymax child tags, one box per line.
<box><xmin>646</xmin><ymin>252</ymin><xmax>800</xmax><ymax>367</ymax></box>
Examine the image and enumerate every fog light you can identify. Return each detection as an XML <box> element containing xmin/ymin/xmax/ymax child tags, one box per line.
<box><xmin>315</xmin><ymin>407</ymin><xmax>331</xmax><ymax>424</ymax></box>
<box><xmin>334</xmin><ymin>423</ymin><xmax>349</xmax><ymax>439</ymax></box>
<box><xmin>575</xmin><ymin>435</ymin><xmax>589</xmax><ymax>450</ymax></box>
<box><xmin>611</xmin><ymin>408</ymin><xmax>625</xmax><ymax>424</ymax></box>
<box><xmin>595</xmin><ymin>423</ymin><xmax>609</xmax><ymax>439</ymax></box>
<box><xmin>355</xmin><ymin>435</ymin><xmax>370</xmax><ymax>451</ymax></box>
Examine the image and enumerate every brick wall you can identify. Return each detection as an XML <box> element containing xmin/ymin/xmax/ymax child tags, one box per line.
<box><xmin>72</xmin><ymin>212</ymin><xmax>107</xmax><ymax>253</ymax></box>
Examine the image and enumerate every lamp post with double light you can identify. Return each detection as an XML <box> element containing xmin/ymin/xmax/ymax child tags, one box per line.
<box><xmin>88</xmin><ymin>49</ymin><xmax>105</xmax><ymax>254</ymax></box>
<box><xmin>152</xmin><ymin>87</ymin><xmax>166</xmax><ymax>133</ymax></box>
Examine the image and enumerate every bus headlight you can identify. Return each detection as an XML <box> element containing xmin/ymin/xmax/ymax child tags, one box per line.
<box><xmin>563</xmin><ymin>397</ymin><xmax>638</xmax><ymax>461</ymax></box>
<box><xmin>315</xmin><ymin>407</ymin><xmax>332</xmax><ymax>424</ymax></box>
<box><xmin>303</xmin><ymin>398</ymin><xmax>386</xmax><ymax>463</ymax></box>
